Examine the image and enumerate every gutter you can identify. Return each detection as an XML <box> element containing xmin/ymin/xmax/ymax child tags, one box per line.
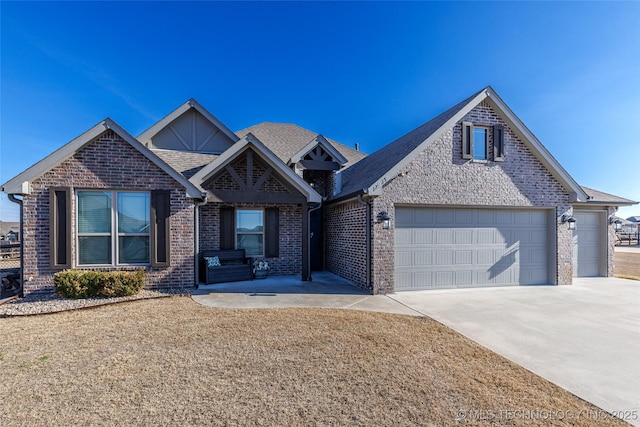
<box><xmin>193</xmin><ymin>192</ymin><xmax>208</xmax><ymax>289</ymax></box>
<box><xmin>356</xmin><ymin>194</ymin><xmax>372</xmax><ymax>290</ymax></box>
<box><xmin>306</xmin><ymin>201</ymin><xmax>323</xmax><ymax>281</ymax></box>
<box><xmin>7</xmin><ymin>194</ymin><xmax>24</xmax><ymax>298</ymax></box>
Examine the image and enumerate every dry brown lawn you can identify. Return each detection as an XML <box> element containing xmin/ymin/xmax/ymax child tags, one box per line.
<box><xmin>0</xmin><ymin>297</ymin><xmax>629</xmax><ymax>426</ymax></box>
<box><xmin>615</xmin><ymin>251</ymin><xmax>640</xmax><ymax>280</ymax></box>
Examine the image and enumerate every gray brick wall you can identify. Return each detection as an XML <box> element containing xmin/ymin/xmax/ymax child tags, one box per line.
<box><xmin>22</xmin><ymin>130</ymin><xmax>195</xmax><ymax>294</ymax></box>
<box><xmin>370</xmin><ymin>102</ymin><xmax>574</xmax><ymax>293</ymax></box>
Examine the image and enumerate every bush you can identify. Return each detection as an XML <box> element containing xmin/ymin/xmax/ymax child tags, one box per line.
<box><xmin>54</xmin><ymin>269</ymin><xmax>145</xmax><ymax>299</ymax></box>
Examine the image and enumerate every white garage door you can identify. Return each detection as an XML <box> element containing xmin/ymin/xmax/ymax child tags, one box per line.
<box><xmin>572</xmin><ymin>211</ymin><xmax>601</xmax><ymax>277</ymax></box>
<box><xmin>394</xmin><ymin>207</ymin><xmax>549</xmax><ymax>290</ymax></box>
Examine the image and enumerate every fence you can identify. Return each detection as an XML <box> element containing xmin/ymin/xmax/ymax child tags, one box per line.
<box><xmin>0</xmin><ymin>243</ymin><xmax>20</xmax><ymax>269</ymax></box>
<box><xmin>616</xmin><ymin>231</ymin><xmax>640</xmax><ymax>246</ymax></box>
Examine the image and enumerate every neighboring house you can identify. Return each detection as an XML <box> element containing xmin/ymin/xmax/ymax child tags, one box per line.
<box><xmin>2</xmin><ymin>87</ymin><xmax>636</xmax><ymax>295</ymax></box>
<box><xmin>627</xmin><ymin>216</ymin><xmax>640</xmax><ymax>223</ymax></box>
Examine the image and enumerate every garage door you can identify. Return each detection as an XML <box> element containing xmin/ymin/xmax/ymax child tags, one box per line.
<box><xmin>572</xmin><ymin>211</ymin><xmax>601</xmax><ymax>277</ymax></box>
<box><xmin>394</xmin><ymin>207</ymin><xmax>549</xmax><ymax>290</ymax></box>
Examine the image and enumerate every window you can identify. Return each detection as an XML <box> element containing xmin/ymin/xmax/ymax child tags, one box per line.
<box><xmin>462</xmin><ymin>122</ymin><xmax>504</xmax><ymax>161</ymax></box>
<box><xmin>236</xmin><ymin>209</ymin><xmax>264</xmax><ymax>256</ymax></box>
<box><xmin>473</xmin><ymin>127</ymin><xmax>488</xmax><ymax>159</ymax></box>
<box><xmin>77</xmin><ymin>191</ymin><xmax>150</xmax><ymax>265</ymax></box>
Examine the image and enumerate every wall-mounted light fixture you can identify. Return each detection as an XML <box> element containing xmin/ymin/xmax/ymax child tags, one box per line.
<box><xmin>377</xmin><ymin>211</ymin><xmax>391</xmax><ymax>229</ymax></box>
<box><xmin>609</xmin><ymin>216</ymin><xmax>623</xmax><ymax>232</ymax></box>
<box><xmin>561</xmin><ymin>214</ymin><xmax>577</xmax><ymax>231</ymax></box>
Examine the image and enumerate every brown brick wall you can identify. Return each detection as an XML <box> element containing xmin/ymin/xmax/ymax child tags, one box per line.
<box><xmin>22</xmin><ymin>130</ymin><xmax>195</xmax><ymax>294</ymax></box>
<box><xmin>198</xmin><ymin>202</ymin><xmax>302</xmax><ymax>277</ymax></box>
<box><xmin>324</xmin><ymin>199</ymin><xmax>370</xmax><ymax>291</ymax></box>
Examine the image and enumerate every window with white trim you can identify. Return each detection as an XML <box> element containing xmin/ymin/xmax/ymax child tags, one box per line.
<box><xmin>77</xmin><ymin>191</ymin><xmax>150</xmax><ymax>265</ymax></box>
<box><xmin>236</xmin><ymin>209</ymin><xmax>264</xmax><ymax>256</ymax></box>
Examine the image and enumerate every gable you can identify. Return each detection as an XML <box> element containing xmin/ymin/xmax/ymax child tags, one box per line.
<box><xmin>1</xmin><ymin>119</ymin><xmax>203</xmax><ymax>198</ymax></box>
<box><xmin>191</xmin><ymin>133</ymin><xmax>321</xmax><ymax>203</ymax></box>
<box><xmin>203</xmin><ymin>148</ymin><xmax>305</xmax><ymax>203</ymax></box>
<box><xmin>382</xmin><ymin>102</ymin><xmax>569</xmax><ymax>207</ymax></box>
<box><xmin>336</xmin><ymin>87</ymin><xmax>587</xmax><ymax>202</ymax></box>
<box><xmin>146</xmin><ymin>108</ymin><xmax>235</xmax><ymax>153</ymax></box>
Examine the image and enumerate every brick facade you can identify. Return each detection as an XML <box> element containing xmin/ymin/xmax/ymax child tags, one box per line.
<box><xmin>198</xmin><ymin>202</ymin><xmax>303</xmax><ymax>277</ymax></box>
<box><xmin>22</xmin><ymin>130</ymin><xmax>195</xmax><ymax>294</ymax></box>
<box><xmin>324</xmin><ymin>199</ymin><xmax>370</xmax><ymax>291</ymax></box>
<box><xmin>368</xmin><ymin>102</ymin><xmax>576</xmax><ymax>293</ymax></box>
<box><xmin>199</xmin><ymin>151</ymin><xmax>304</xmax><ymax>277</ymax></box>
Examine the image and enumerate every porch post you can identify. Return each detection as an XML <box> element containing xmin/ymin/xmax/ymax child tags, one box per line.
<box><xmin>302</xmin><ymin>201</ymin><xmax>309</xmax><ymax>281</ymax></box>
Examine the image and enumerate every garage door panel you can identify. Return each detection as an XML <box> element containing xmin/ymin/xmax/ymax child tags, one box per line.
<box><xmin>455</xmin><ymin>229</ymin><xmax>473</xmax><ymax>244</ymax></box>
<box><xmin>395</xmin><ymin>207</ymin><xmax>549</xmax><ymax>290</ymax></box>
<box><xmin>395</xmin><ymin>251</ymin><xmax>412</xmax><ymax>267</ymax></box>
<box><xmin>436</xmin><ymin>230</ymin><xmax>454</xmax><ymax>244</ymax></box>
<box><xmin>455</xmin><ymin>270</ymin><xmax>473</xmax><ymax>286</ymax></box>
<box><xmin>413</xmin><ymin>251</ymin><xmax>433</xmax><ymax>266</ymax></box>
<box><xmin>414</xmin><ymin>229</ymin><xmax>433</xmax><ymax>244</ymax></box>
<box><xmin>572</xmin><ymin>211</ymin><xmax>602</xmax><ymax>277</ymax></box>
<box><xmin>455</xmin><ymin>250</ymin><xmax>472</xmax><ymax>265</ymax></box>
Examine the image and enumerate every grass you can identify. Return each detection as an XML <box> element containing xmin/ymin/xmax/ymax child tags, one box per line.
<box><xmin>615</xmin><ymin>251</ymin><xmax>640</xmax><ymax>280</ymax></box>
<box><xmin>0</xmin><ymin>297</ymin><xmax>628</xmax><ymax>426</ymax></box>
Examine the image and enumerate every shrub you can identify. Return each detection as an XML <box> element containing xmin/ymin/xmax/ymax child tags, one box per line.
<box><xmin>54</xmin><ymin>269</ymin><xmax>145</xmax><ymax>299</ymax></box>
<box><xmin>100</xmin><ymin>270</ymin><xmax>145</xmax><ymax>297</ymax></box>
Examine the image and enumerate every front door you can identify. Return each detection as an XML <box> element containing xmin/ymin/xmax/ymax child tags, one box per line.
<box><xmin>310</xmin><ymin>209</ymin><xmax>323</xmax><ymax>270</ymax></box>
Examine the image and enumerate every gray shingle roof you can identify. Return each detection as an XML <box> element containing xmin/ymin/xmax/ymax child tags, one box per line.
<box><xmin>152</xmin><ymin>150</ymin><xmax>218</xmax><ymax>179</ymax></box>
<box><xmin>337</xmin><ymin>90</ymin><xmax>483</xmax><ymax>199</ymax></box>
<box><xmin>581</xmin><ymin>186</ymin><xmax>637</xmax><ymax>205</ymax></box>
<box><xmin>236</xmin><ymin>122</ymin><xmax>366</xmax><ymax>167</ymax></box>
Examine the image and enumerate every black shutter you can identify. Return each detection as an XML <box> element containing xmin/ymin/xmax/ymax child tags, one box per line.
<box><xmin>493</xmin><ymin>124</ymin><xmax>505</xmax><ymax>161</ymax></box>
<box><xmin>462</xmin><ymin>122</ymin><xmax>473</xmax><ymax>159</ymax></box>
<box><xmin>220</xmin><ymin>207</ymin><xmax>235</xmax><ymax>250</ymax></box>
<box><xmin>265</xmin><ymin>207</ymin><xmax>279</xmax><ymax>258</ymax></box>
<box><xmin>50</xmin><ymin>187</ymin><xmax>71</xmax><ymax>269</ymax></box>
<box><xmin>151</xmin><ymin>190</ymin><xmax>171</xmax><ymax>267</ymax></box>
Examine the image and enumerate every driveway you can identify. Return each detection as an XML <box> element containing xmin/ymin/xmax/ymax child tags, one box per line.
<box><xmin>390</xmin><ymin>277</ymin><xmax>640</xmax><ymax>426</ymax></box>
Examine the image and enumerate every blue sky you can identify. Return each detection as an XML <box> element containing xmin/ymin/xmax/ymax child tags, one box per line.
<box><xmin>1</xmin><ymin>1</ymin><xmax>639</xmax><ymax>222</ymax></box>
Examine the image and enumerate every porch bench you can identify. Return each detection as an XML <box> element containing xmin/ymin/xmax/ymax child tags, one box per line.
<box><xmin>200</xmin><ymin>249</ymin><xmax>253</xmax><ymax>284</ymax></box>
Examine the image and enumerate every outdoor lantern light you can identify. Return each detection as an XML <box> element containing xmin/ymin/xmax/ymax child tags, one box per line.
<box><xmin>561</xmin><ymin>214</ymin><xmax>577</xmax><ymax>231</ymax></box>
<box><xmin>610</xmin><ymin>217</ymin><xmax>623</xmax><ymax>231</ymax></box>
<box><xmin>378</xmin><ymin>211</ymin><xmax>391</xmax><ymax>229</ymax></box>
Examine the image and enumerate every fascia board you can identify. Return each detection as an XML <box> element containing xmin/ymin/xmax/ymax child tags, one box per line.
<box><xmin>484</xmin><ymin>88</ymin><xmax>589</xmax><ymax>202</ymax></box>
<box><xmin>190</xmin><ymin>134</ymin><xmax>321</xmax><ymax>203</ymax></box>
<box><xmin>137</xmin><ymin>99</ymin><xmax>239</xmax><ymax>145</ymax></box>
<box><xmin>289</xmin><ymin>135</ymin><xmax>349</xmax><ymax>166</ymax></box>
<box><xmin>1</xmin><ymin>119</ymin><xmax>204</xmax><ymax>199</ymax></box>
<box><xmin>366</xmin><ymin>90</ymin><xmax>488</xmax><ymax>195</ymax></box>
<box><xmin>1</xmin><ymin>120</ymin><xmax>111</xmax><ymax>194</ymax></box>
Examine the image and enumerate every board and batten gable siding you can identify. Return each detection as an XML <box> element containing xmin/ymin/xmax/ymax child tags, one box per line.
<box><xmin>371</xmin><ymin>101</ymin><xmax>574</xmax><ymax>293</ymax></box>
<box><xmin>22</xmin><ymin>130</ymin><xmax>195</xmax><ymax>294</ymax></box>
<box><xmin>325</xmin><ymin>199</ymin><xmax>370</xmax><ymax>291</ymax></box>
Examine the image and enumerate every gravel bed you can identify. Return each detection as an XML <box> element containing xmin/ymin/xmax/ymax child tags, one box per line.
<box><xmin>0</xmin><ymin>288</ymin><xmax>191</xmax><ymax>317</ymax></box>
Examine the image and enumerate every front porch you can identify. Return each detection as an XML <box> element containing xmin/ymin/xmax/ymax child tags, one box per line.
<box><xmin>190</xmin><ymin>271</ymin><xmax>418</xmax><ymax>311</ymax></box>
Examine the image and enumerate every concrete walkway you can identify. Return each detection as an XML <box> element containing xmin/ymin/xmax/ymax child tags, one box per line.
<box><xmin>192</xmin><ymin>271</ymin><xmax>420</xmax><ymax>316</ymax></box>
<box><xmin>192</xmin><ymin>274</ymin><xmax>640</xmax><ymax>425</ymax></box>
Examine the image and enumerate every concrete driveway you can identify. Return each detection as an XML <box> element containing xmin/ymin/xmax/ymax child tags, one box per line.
<box><xmin>390</xmin><ymin>277</ymin><xmax>640</xmax><ymax>426</ymax></box>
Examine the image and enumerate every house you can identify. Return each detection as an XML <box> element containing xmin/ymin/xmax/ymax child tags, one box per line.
<box><xmin>2</xmin><ymin>87</ymin><xmax>636</xmax><ymax>295</ymax></box>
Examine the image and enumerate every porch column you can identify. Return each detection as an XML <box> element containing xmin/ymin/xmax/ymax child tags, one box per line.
<box><xmin>302</xmin><ymin>201</ymin><xmax>309</xmax><ymax>281</ymax></box>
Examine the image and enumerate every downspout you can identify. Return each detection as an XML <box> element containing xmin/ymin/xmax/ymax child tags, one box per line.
<box><xmin>193</xmin><ymin>192</ymin><xmax>208</xmax><ymax>289</ymax></box>
<box><xmin>306</xmin><ymin>201</ymin><xmax>323</xmax><ymax>281</ymax></box>
<box><xmin>357</xmin><ymin>194</ymin><xmax>371</xmax><ymax>290</ymax></box>
<box><xmin>8</xmin><ymin>194</ymin><xmax>24</xmax><ymax>297</ymax></box>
